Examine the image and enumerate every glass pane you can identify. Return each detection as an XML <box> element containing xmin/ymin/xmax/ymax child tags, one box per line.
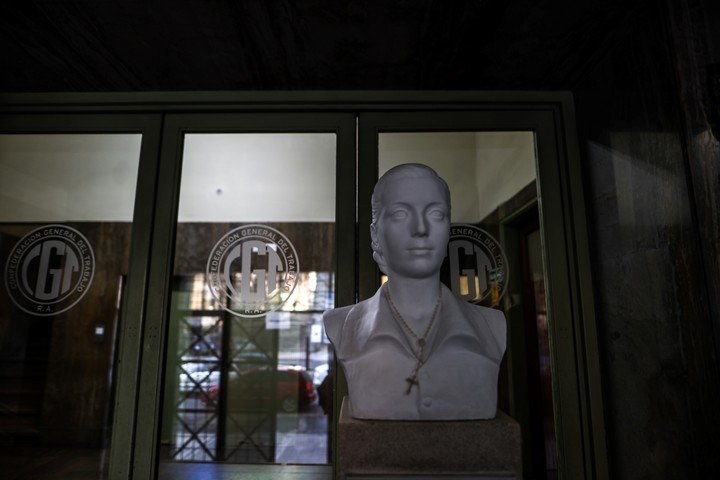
<box><xmin>379</xmin><ymin>131</ymin><xmax>557</xmax><ymax>479</ymax></box>
<box><xmin>159</xmin><ymin>134</ymin><xmax>335</xmax><ymax>474</ymax></box>
<box><xmin>0</xmin><ymin>134</ymin><xmax>142</xmax><ymax>479</ymax></box>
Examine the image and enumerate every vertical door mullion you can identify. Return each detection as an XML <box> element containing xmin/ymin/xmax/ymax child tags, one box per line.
<box><xmin>132</xmin><ymin>115</ymin><xmax>187</xmax><ymax>480</ymax></box>
<box><xmin>334</xmin><ymin>113</ymin><xmax>359</xmax><ymax>315</ymax></box>
<box><xmin>330</xmin><ymin>113</ymin><xmax>358</xmax><ymax>475</ymax></box>
<box><xmin>108</xmin><ymin>114</ymin><xmax>164</xmax><ymax>480</ymax></box>
<box><xmin>357</xmin><ymin>118</ymin><xmax>380</xmax><ymax>302</ymax></box>
<box><xmin>533</xmin><ymin>115</ymin><xmax>588</xmax><ymax>478</ymax></box>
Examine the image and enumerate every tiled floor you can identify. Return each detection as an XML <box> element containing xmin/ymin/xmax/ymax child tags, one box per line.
<box><xmin>0</xmin><ymin>446</ymin><xmax>332</xmax><ymax>480</ymax></box>
<box><xmin>158</xmin><ymin>463</ymin><xmax>332</xmax><ymax>480</ymax></box>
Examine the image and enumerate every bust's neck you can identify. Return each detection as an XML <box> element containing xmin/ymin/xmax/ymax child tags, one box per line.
<box><xmin>385</xmin><ymin>276</ymin><xmax>442</xmax><ymax>332</ymax></box>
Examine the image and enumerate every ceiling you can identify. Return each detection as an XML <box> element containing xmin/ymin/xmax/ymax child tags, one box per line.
<box><xmin>1</xmin><ymin>0</ymin><xmax>642</xmax><ymax>92</ymax></box>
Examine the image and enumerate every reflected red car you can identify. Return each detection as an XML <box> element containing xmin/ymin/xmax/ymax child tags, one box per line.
<box><xmin>205</xmin><ymin>365</ymin><xmax>317</xmax><ymax>413</ymax></box>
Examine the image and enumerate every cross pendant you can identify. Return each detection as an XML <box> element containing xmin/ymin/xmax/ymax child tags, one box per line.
<box><xmin>405</xmin><ymin>374</ymin><xmax>419</xmax><ymax>395</ymax></box>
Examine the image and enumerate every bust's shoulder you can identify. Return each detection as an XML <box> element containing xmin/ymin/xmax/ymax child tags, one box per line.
<box><xmin>323</xmin><ymin>304</ymin><xmax>354</xmax><ymax>323</ymax></box>
<box><xmin>322</xmin><ymin>292</ymin><xmax>381</xmax><ymax>350</ymax></box>
<box><xmin>466</xmin><ymin>303</ymin><xmax>506</xmax><ymax>326</ymax></box>
<box><xmin>455</xmin><ymin>298</ymin><xmax>507</xmax><ymax>360</ymax></box>
<box><xmin>322</xmin><ymin>305</ymin><xmax>354</xmax><ymax>346</ymax></box>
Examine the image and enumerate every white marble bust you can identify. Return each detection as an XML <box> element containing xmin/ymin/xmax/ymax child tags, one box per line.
<box><xmin>323</xmin><ymin>163</ymin><xmax>507</xmax><ymax>420</ymax></box>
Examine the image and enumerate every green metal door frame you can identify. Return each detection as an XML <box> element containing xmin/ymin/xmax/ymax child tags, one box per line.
<box><xmin>0</xmin><ymin>92</ymin><xmax>607</xmax><ymax>480</ymax></box>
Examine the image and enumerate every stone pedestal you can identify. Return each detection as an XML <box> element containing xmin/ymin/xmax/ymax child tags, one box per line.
<box><xmin>337</xmin><ymin>397</ymin><xmax>522</xmax><ymax>480</ymax></box>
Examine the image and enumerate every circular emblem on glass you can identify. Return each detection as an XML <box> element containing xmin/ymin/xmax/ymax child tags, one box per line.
<box><xmin>206</xmin><ymin>224</ymin><xmax>299</xmax><ymax>318</ymax></box>
<box><xmin>443</xmin><ymin>224</ymin><xmax>508</xmax><ymax>307</ymax></box>
<box><xmin>4</xmin><ymin>224</ymin><xmax>95</xmax><ymax>316</ymax></box>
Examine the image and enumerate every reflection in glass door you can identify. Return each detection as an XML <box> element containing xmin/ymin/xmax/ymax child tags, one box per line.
<box><xmin>522</xmin><ymin>226</ymin><xmax>558</xmax><ymax>479</ymax></box>
<box><xmin>158</xmin><ymin>133</ymin><xmax>338</xmax><ymax>473</ymax></box>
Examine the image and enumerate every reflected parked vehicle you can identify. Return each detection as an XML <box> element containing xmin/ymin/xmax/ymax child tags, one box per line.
<box><xmin>204</xmin><ymin>365</ymin><xmax>317</xmax><ymax>413</ymax></box>
<box><xmin>312</xmin><ymin>362</ymin><xmax>329</xmax><ymax>386</ymax></box>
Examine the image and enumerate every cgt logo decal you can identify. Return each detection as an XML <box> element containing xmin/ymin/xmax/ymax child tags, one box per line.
<box><xmin>206</xmin><ymin>224</ymin><xmax>299</xmax><ymax>318</ymax></box>
<box><xmin>443</xmin><ymin>224</ymin><xmax>508</xmax><ymax>307</ymax></box>
<box><xmin>4</xmin><ymin>225</ymin><xmax>95</xmax><ymax>316</ymax></box>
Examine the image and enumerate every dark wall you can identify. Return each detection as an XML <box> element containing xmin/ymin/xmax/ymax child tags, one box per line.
<box><xmin>0</xmin><ymin>1</ymin><xmax>650</xmax><ymax>92</ymax></box>
<box><xmin>2</xmin><ymin>0</ymin><xmax>719</xmax><ymax>477</ymax></box>
<box><xmin>572</xmin><ymin>4</ymin><xmax>720</xmax><ymax>477</ymax></box>
<box><xmin>666</xmin><ymin>0</ymin><xmax>720</xmax><ymax>377</ymax></box>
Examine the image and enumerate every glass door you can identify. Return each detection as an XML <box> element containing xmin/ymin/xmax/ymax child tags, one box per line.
<box><xmin>357</xmin><ymin>111</ymin><xmax>591</xmax><ymax>479</ymax></box>
<box><xmin>0</xmin><ymin>114</ymin><xmax>162</xmax><ymax>480</ymax></box>
<box><xmin>131</xmin><ymin>114</ymin><xmax>355</xmax><ymax>480</ymax></box>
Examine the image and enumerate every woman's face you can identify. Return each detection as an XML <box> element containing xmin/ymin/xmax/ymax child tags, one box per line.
<box><xmin>372</xmin><ymin>176</ymin><xmax>450</xmax><ymax>279</ymax></box>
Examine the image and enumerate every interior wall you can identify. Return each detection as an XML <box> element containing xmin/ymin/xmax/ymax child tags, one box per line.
<box><xmin>379</xmin><ymin>132</ymin><xmax>479</xmax><ymax>222</ymax></box>
<box><xmin>0</xmin><ymin>134</ymin><xmax>335</xmax><ymax>223</ymax></box>
<box><xmin>378</xmin><ymin>132</ymin><xmax>536</xmax><ymax>223</ymax></box>
<box><xmin>179</xmin><ymin>134</ymin><xmax>337</xmax><ymax>222</ymax></box>
<box><xmin>473</xmin><ymin>132</ymin><xmax>536</xmax><ymax>221</ymax></box>
<box><xmin>0</xmin><ymin>135</ymin><xmax>142</xmax><ymax>222</ymax></box>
